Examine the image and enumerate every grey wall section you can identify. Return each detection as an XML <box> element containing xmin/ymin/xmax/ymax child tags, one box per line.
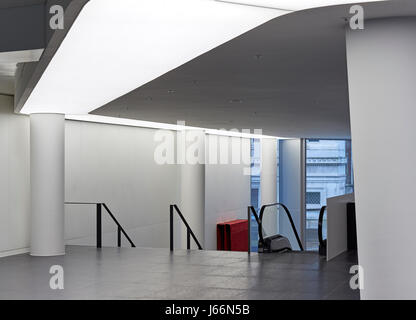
<box><xmin>44</xmin><ymin>0</ymin><xmax>83</xmax><ymax>44</ymax></box>
<box><xmin>0</xmin><ymin>4</ymin><xmax>45</xmax><ymax>52</ymax></box>
<box><xmin>279</xmin><ymin>139</ymin><xmax>304</xmax><ymax>250</ymax></box>
<box><xmin>204</xmin><ymin>135</ymin><xmax>251</xmax><ymax>250</ymax></box>
<box><xmin>0</xmin><ymin>0</ymin><xmax>79</xmax><ymax>53</ymax></box>
<box><xmin>64</xmin><ymin>120</ymin><xmax>180</xmax><ymax>248</ymax></box>
<box><xmin>346</xmin><ymin>17</ymin><xmax>416</xmax><ymax>299</ymax></box>
<box><xmin>0</xmin><ymin>95</ymin><xmax>30</xmax><ymax>257</ymax></box>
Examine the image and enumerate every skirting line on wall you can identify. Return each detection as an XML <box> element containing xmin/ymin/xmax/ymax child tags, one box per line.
<box><xmin>0</xmin><ymin>247</ymin><xmax>30</xmax><ymax>258</ymax></box>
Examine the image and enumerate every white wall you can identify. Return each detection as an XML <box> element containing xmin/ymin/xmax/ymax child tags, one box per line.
<box><xmin>0</xmin><ymin>95</ymin><xmax>30</xmax><ymax>257</ymax></box>
<box><xmin>66</xmin><ymin>125</ymin><xmax>252</xmax><ymax>250</ymax></box>
<box><xmin>0</xmin><ymin>108</ymin><xmax>252</xmax><ymax>254</ymax></box>
<box><xmin>204</xmin><ymin>135</ymin><xmax>250</xmax><ymax>250</ymax></box>
<box><xmin>179</xmin><ymin>130</ymin><xmax>205</xmax><ymax>249</ymax></box>
<box><xmin>346</xmin><ymin>18</ymin><xmax>416</xmax><ymax>299</ymax></box>
<box><xmin>65</xmin><ymin>120</ymin><xmax>180</xmax><ymax>248</ymax></box>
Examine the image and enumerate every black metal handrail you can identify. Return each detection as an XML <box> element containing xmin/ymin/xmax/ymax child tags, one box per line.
<box><xmin>318</xmin><ymin>205</ymin><xmax>327</xmax><ymax>251</ymax></box>
<box><xmin>65</xmin><ymin>202</ymin><xmax>136</xmax><ymax>248</ymax></box>
<box><xmin>170</xmin><ymin>204</ymin><xmax>203</xmax><ymax>251</ymax></box>
<box><xmin>248</xmin><ymin>203</ymin><xmax>304</xmax><ymax>252</ymax></box>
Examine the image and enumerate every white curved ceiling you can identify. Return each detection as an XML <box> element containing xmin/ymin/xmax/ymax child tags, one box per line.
<box><xmin>96</xmin><ymin>0</ymin><xmax>415</xmax><ymax>138</ymax></box>
<box><xmin>19</xmin><ymin>0</ymin><xmax>388</xmax><ymax>115</ymax></box>
<box><xmin>18</xmin><ymin>0</ymin><xmax>415</xmax><ymax>138</ymax></box>
<box><xmin>19</xmin><ymin>0</ymin><xmax>287</xmax><ymax>114</ymax></box>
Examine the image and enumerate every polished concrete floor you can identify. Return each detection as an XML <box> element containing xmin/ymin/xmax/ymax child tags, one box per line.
<box><xmin>0</xmin><ymin>246</ymin><xmax>359</xmax><ymax>300</ymax></box>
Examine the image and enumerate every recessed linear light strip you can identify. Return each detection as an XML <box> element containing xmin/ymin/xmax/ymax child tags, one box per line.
<box><xmin>215</xmin><ymin>0</ymin><xmax>293</xmax><ymax>12</ymax></box>
<box><xmin>215</xmin><ymin>0</ymin><xmax>387</xmax><ymax>11</ymax></box>
<box><xmin>65</xmin><ymin>114</ymin><xmax>288</xmax><ymax>140</ymax></box>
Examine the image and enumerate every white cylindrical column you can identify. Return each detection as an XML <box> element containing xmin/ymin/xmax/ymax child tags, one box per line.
<box><xmin>30</xmin><ymin>113</ymin><xmax>65</xmax><ymax>256</ymax></box>
<box><xmin>179</xmin><ymin>130</ymin><xmax>205</xmax><ymax>249</ymax></box>
<box><xmin>260</xmin><ymin>138</ymin><xmax>277</xmax><ymax>235</ymax></box>
<box><xmin>346</xmin><ymin>18</ymin><xmax>416</xmax><ymax>299</ymax></box>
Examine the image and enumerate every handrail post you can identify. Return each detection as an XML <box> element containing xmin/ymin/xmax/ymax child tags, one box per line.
<box><xmin>170</xmin><ymin>204</ymin><xmax>203</xmax><ymax>251</ymax></box>
<box><xmin>170</xmin><ymin>205</ymin><xmax>174</xmax><ymax>251</ymax></box>
<box><xmin>96</xmin><ymin>203</ymin><xmax>102</xmax><ymax>248</ymax></box>
<box><xmin>117</xmin><ymin>226</ymin><xmax>121</xmax><ymax>248</ymax></box>
<box><xmin>67</xmin><ymin>202</ymin><xmax>136</xmax><ymax>248</ymax></box>
<box><xmin>187</xmin><ymin>228</ymin><xmax>191</xmax><ymax>250</ymax></box>
<box><xmin>247</xmin><ymin>206</ymin><xmax>251</xmax><ymax>254</ymax></box>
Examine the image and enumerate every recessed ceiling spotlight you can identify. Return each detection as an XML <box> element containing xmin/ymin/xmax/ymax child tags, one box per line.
<box><xmin>254</xmin><ymin>54</ymin><xmax>262</xmax><ymax>60</ymax></box>
<box><xmin>229</xmin><ymin>98</ymin><xmax>243</xmax><ymax>103</ymax></box>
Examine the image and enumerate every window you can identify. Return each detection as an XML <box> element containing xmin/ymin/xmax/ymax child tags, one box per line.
<box><xmin>305</xmin><ymin>139</ymin><xmax>353</xmax><ymax>251</ymax></box>
<box><xmin>306</xmin><ymin>192</ymin><xmax>320</xmax><ymax>205</ymax></box>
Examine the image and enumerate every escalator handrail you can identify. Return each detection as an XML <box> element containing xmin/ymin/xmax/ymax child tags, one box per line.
<box><xmin>318</xmin><ymin>205</ymin><xmax>327</xmax><ymax>249</ymax></box>
<box><xmin>249</xmin><ymin>206</ymin><xmax>261</xmax><ymax>225</ymax></box>
<box><xmin>257</xmin><ymin>203</ymin><xmax>304</xmax><ymax>251</ymax></box>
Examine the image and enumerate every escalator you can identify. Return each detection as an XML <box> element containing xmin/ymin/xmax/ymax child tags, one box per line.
<box><xmin>249</xmin><ymin>203</ymin><xmax>304</xmax><ymax>253</ymax></box>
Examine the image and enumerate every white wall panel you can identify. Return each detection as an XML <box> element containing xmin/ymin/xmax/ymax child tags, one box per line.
<box><xmin>0</xmin><ymin>95</ymin><xmax>30</xmax><ymax>257</ymax></box>
<box><xmin>204</xmin><ymin>135</ymin><xmax>250</xmax><ymax>250</ymax></box>
<box><xmin>64</xmin><ymin>121</ymin><xmax>180</xmax><ymax>249</ymax></box>
<box><xmin>346</xmin><ymin>17</ymin><xmax>416</xmax><ymax>299</ymax></box>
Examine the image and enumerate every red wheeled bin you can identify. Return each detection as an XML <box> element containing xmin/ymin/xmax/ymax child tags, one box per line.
<box><xmin>217</xmin><ymin>219</ymin><xmax>248</xmax><ymax>252</ymax></box>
